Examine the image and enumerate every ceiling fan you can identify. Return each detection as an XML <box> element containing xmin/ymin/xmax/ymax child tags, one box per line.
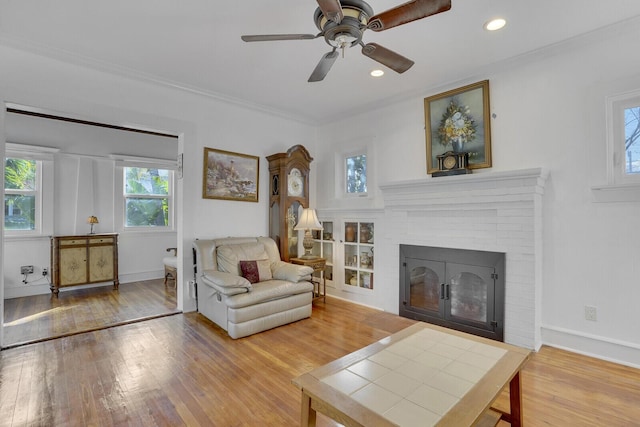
<box><xmin>241</xmin><ymin>0</ymin><xmax>452</xmax><ymax>82</ymax></box>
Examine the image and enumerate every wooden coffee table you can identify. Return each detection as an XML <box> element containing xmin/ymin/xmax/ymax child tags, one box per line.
<box><xmin>292</xmin><ymin>322</ymin><xmax>531</xmax><ymax>427</ymax></box>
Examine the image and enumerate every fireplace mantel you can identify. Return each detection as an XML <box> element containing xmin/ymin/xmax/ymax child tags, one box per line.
<box><xmin>378</xmin><ymin>168</ymin><xmax>548</xmax><ymax>349</ymax></box>
<box><xmin>379</xmin><ymin>168</ymin><xmax>549</xmax><ymax>209</ymax></box>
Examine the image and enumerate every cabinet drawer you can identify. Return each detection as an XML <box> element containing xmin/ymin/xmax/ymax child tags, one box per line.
<box><xmin>59</xmin><ymin>239</ymin><xmax>87</xmax><ymax>246</ymax></box>
<box><xmin>88</xmin><ymin>237</ymin><xmax>114</xmax><ymax>245</ymax></box>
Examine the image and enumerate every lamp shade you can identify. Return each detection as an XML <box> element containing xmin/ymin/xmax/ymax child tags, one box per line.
<box><xmin>87</xmin><ymin>216</ymin><xmax>99</xmax><ymax>224</ymax></box>
<box><xmin>294</xmin><ymin>208</ymin><xmax>322</xmax><ymax>231</ymax></box>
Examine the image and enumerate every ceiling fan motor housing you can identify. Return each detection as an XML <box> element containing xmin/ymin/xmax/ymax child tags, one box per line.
<box><xmin>314</xmin><ymin>0</ymin><xmax>374</xmax><ymax>48</ymax></box>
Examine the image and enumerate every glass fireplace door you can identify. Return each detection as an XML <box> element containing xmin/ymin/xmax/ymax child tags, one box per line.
<box><xmin>446</xmin><ymin>263</ymin><xmax>496</xmax><ymax>330</ymax></box>
<box><xmin>404</xmin><ymin>257</ymin><xmax>445</xmax><ymax>318</ymax></box>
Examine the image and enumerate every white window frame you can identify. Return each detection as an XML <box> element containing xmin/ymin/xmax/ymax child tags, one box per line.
<box><xmin>4</xmin><ymin>144</ymin><xmax>55</xmax><ymax>238</ymax></box>
<box><xmin>606</xmin><ymin>89</ymin><xmax>640</xmax><ymax>185</ymax></box>
<box><xmin>113</xmin><ymin>156</ymin><xmax>176</xmax><ymax>233</ymax></box>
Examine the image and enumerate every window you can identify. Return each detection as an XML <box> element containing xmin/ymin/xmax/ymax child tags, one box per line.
<box><xmin>4</xmin><ymin>157</ymin><xmax>40</xmax><ymax>233</ymax></box>
<box><xmin>123</xmin><ymin>167</ymin><xmax>172</xmax><ymax>229</ymax></box>
<box><xmin>607</xmin><ymin>90</ymin><xmax>640</xmax><ymax>185</ymax></box>
<box><xmin>624</xmin><ymin>106</ymin><xmax>640</xmax><ymax>175</ymax></box>
<box><xmin>346</xmin><ymin>154</ymin><xmax>367</xmax><ymax>195</ymax></box>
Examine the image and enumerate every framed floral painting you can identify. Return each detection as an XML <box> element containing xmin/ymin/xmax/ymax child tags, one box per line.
<box><xmin>202</xmin><ymin>147</ymin><xmax>259</xmax><ymax>202</ymax></box>
<box><xmin>424</xmin><ymin>80</ymin><xmax>492</xmax><ymax>173</ymax></box>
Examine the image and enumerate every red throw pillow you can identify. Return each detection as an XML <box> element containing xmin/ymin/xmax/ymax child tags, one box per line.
<box><xmin>239</xmin><ymin>260</ymin><xmax>260</xmax><ymax>284</ymax></box>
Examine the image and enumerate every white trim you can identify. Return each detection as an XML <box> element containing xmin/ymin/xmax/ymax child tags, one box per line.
<box><xmin>541</xmin><ymin>325</ymin><xmax>640</xmax><ymax>369</ymax></box>
<box><xmin>6</xmin><ymin>142</ymin><xmax>59</xmax><ymax>160</ymax></box>
<box><xmin>334</xmin><ymin>139</ymin><xmax>374</xmax><ymax>200</ymax></box>
<box><xmin>591</xmin><ymin>183</ymin><xmax>640</xmax><ymax>203</ymax></box>
<box><xmin>109</xmin><ymin>154</ymin><xmax>177</xmax><ymax>169</ymax></box>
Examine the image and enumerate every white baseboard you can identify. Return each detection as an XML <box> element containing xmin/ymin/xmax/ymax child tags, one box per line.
<box><xmin>4</xmin><ymin>270</ymin><xmax>164</xmax><ymax>299</ymax></box>
<box><xmin>541</xmin><ymin>325</ymin><xmax>640</xmax><ymax>369</ymax></box>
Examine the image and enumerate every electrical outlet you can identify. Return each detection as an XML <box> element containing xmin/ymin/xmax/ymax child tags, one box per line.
<box><xmin>20</xmin><ymin>265</ymin><xmax>34</xmax><ymax>275</ymax></box>
<box><xmin>42</xmin><ymin>268</ymin><xmax>48</xmax><ymax>276</ymax></box>
<box><xmin>584</xmin><ymin>306</ymin><xmax>597</xmax><ymax>321</ymax></box>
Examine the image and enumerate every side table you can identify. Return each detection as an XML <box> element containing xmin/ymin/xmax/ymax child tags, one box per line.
<box><xmin>290</xmin><ymin>257</ymin><xmax>326</xmax><ymax>303</ymax></box>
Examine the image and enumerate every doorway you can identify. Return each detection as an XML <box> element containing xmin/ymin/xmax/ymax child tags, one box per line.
<box><xmin>2</xmin><ymin>106</ymin><xmax>180</xmax><ymax>348</ymax></box>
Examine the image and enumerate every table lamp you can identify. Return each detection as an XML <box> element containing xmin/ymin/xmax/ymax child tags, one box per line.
<box><xmin>87</xmin><ymin>216</ymin><xmax>99</xmax><ymax>234</ymax></box>
<box><xmin>294</xmin><ymin>208</ymin><xmax>323</xmax><ymax>259</ymax></box>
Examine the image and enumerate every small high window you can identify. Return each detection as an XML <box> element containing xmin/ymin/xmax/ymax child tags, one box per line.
<box><xmin>607</xmin><ymin>91</ymin><xmax>640</xmax><ymax>185</ymax></box>
<box><xmin>624</xmin><ymin>105</ymin><xmax>640</xmax><ymax>175</ymax></box>
<box><xmin>346</xmin><ymin>154</ymin><xmax>367</xmax><ymax>195</ymax></box>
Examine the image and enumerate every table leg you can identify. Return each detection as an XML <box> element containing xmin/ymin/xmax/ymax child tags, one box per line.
<box><xmin>509</xmin><ymin>371</ymin><xmax>523</xmax><ymax>427</ymax></box>
<box><xmin>300</xmin><ymin>392</ymin><xmax>317</xmax><ymax>427</ymax></box>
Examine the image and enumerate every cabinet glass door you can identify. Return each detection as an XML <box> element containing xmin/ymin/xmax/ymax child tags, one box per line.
<box><xmin>312</xmin><ymin>221</ymin><xmax>334</xmax><ymax>286</ymax></box>
<box><xmin>344</xmin><ymin>221</ymin><xmax>374</xmax><ymax>290</ymax></box>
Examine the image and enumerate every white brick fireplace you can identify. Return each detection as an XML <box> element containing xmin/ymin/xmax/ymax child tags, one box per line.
<box><xmin>378</xmin><ymin>168</ymin><xmax>548</xmax><ymax>350</ymax></box>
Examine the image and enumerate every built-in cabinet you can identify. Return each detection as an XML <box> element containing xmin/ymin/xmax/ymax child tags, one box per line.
<box><xmin>50</xmin><ymin>233</ymin><xmax>120</xmax><ymax>296</ymax></box>
<box><xmin>314</xmin><ymin>218</ymin><xmax>375</xmax><ymax>294</ymax></box>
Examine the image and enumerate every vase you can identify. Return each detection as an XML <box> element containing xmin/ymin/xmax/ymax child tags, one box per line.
<box><xmin>360</xmin><ymin>225</ymin><xmax>370</xmax><ymax>243</ymax></box>
<box><xmin>345</xmin><ymin>224</ymin><xmax>356</xmax><ymax>242</ymax></box>
<box><xmin>451</xmin><ymin>138</ymin><xmax>464</xmax><ymax>153</ymax></box>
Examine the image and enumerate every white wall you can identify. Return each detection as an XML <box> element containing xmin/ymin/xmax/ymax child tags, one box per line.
<box><xmin>0</xmin><ymin>44</ymin><xmax>317</xmax><ymax>332</ymax></box>
<box><xmin>2</xmin><ymin>20</ymin><xmax>639</xmax><ymax>367</ymax></box>
<box><xmin>315</xmin><ymin>21</ymin><xmax>640</xmax><ymax>367</ymax></box>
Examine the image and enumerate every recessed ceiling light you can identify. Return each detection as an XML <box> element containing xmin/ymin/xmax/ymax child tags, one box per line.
<box><xmin>370</xmin><ymin>69</ymin><xmax>384</xmax><ymax>77</ymax></box>
<box><xmin>484</xmin><ymin>18</ymin><xmax>506</xmax><ymax>31</ymax></box>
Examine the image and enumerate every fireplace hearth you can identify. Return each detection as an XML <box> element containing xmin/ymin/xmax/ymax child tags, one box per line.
<box><xmin>399</xmin><ymin>245</ymin><xmax>505</xmax><ymax>341</ymax></box>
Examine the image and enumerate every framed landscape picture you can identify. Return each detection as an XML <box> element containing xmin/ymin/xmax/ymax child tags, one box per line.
<box><xmin>424</xmin><ymin>80</ymin><xmax>492</xmax><ymax>173</ymax></box>
<box><xmin>202</xmin><ymin>147</ymin><xmax>259</xmax><ymax>202</ymax></box>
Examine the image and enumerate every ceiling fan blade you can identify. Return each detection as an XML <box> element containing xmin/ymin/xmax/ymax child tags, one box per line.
<box><xmin>308</xmin><ymin>50</ymin><xmax>339</xmax><ymax>82</ymax></box>
<box><xmin>367</xmin><ymin>0</ymin><xmax>451</xmax><ymax>32</ymax></box>
<box><xmin>316</xmin><ymin>0</ymin><xmax>344</xmax><ymax>23</ymax></box>
<box><xmin>241</xmin><ymin>34</ymin><xmax>318</xmax><ymax>42</ymax></box>
<box><xmin>361</xmin><ymin>43</ymin><xmax>414</xmax><ymax>73</ymax></box>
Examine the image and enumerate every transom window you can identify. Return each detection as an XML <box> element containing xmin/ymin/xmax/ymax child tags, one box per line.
<box><xmin>123</xmin><ymin>167</ymin><xmax>172</xmax><ymax>228</ymax></box>
<box><xmin>4</xmin><ymin>157</ymin><xmax>40</xmax><ymax>233</ymax></box>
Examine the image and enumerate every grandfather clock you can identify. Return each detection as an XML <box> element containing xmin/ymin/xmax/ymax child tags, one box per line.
<box><xmin>266</xmin><ymin>145</ymin><xmax>313</xmax><ymax>261</ymax></box>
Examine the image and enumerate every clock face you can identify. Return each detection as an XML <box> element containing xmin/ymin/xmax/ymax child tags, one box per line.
<box><xmin>287</xmin><ymin>168</ymin><xmax>304</xmax><ymax>197</ymax></box>
<box><xmin>443</xmin><ymin>155</ymin><xmax>457</xmax><ymax>170</ymax></box>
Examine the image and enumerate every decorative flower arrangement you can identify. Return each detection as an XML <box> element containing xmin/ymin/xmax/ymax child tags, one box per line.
<box><xmin>437</xmin><ymin>99</ymin><xmax>477</xmax><ymax>146</ymax></box>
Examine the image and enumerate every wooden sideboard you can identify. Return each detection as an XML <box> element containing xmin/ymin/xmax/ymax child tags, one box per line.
<box><xmin>50</xmin><ymin>233</ymin><xmax>119</xmax><ymax>296</ymax></box>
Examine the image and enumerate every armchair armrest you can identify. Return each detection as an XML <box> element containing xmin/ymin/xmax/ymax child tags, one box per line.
<box><xmin>272</xmin><ymin>261</ymin><xmax>313</xmax><ymax>282</ymax></box>
<box><xmin>200</xmin><ymin>270</ymin><xmax>252</xmax><ymax>296</ymax></box>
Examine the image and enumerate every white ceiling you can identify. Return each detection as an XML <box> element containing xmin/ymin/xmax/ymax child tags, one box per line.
<box><xmin>2</xmin><ymin>0</ymin><xmax>640</xmax><ymax>124</ymax></box>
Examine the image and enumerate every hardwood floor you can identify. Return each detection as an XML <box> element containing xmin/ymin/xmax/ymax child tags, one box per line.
<box><xmin>3</xmin><ymin>279</ymin><xmax>179</xmax><ymax>348</ymax></box>
<box><xmin>1</xmin><ymin>297</ymin><xmax>639</xmax><ymax>426</ymax></box>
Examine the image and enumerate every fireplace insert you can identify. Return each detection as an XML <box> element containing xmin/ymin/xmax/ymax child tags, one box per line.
<box><xmin>399</xmin><ymin>245</ymin><xmax>505</xmax><ymax>341</ymax></box>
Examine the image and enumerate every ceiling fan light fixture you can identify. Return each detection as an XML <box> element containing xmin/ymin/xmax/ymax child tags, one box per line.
<box><xmin>484</xmin><ymin>18</ymin><xmax>506</xmax><ymax>31</ymax></box>
<box><xmin>370</xmin><ymin>69</ymin><xmax>384</xmax><ymax>77</ymax></box>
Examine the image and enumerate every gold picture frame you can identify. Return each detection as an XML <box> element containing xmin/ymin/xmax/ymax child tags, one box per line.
<box><xmin>202</xmin><ymin>147</ymin><xmax>259</xmax><ymax>202</ymax></box>
<box><xmin>424</xmin><ymin>80</ymin><xmax>492</xmax><ymax>173</ymax></box>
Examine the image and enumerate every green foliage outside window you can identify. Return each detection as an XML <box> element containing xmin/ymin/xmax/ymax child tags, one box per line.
<box><xmin>4</xmin><ymin>158</ymin><xmax>37</xmax><ymax>230</ymax></box>
<box><xmin>125</xmin><ymin>167</ymin><xmax>170</xmax><ymax>227</ymax></box>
